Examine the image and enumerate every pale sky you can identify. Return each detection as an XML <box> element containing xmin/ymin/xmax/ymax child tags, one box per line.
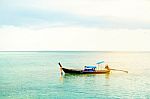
<box><xmin>0</xmin><ymin>0</ymin><xmax>150</xmax><ymax>51</ymax></box>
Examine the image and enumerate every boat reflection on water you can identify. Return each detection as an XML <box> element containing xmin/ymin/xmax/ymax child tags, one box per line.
<box><xmin>59</xmin><ymin>72</ymin><xmax>110</xmax><ymax>82</ymax></box>
<box><xmin>64</xmin><ymin>73</ymin><xmax>110</xmax><ymax>77</ymax></box>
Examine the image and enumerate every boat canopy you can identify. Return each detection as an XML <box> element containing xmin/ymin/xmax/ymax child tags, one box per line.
<box><xmin>85</xmin><ymin>66</ymin><xmax>96</xmax><ymax>68</ymax></box>
<box><xmin>96</xmin><ymin>61</ymin><xmax>104</xmax><ymax>64</ymax></box>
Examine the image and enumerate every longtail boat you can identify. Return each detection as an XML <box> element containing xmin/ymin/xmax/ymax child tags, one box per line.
<box><xmin>58</xmin><ymin>62</ymin><xmax>110</xmax><ymax>74</ymax></box>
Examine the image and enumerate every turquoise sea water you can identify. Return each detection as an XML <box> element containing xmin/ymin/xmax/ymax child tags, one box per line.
<box><xmin>0</xmin><ymin>51</ymin><xmax>150</xmax><ymax>99</ymax></box>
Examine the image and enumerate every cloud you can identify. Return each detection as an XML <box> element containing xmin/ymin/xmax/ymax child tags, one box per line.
<box><xmin>0</xmin><ymin>0</ymin><xmax>150</xmax><ymax>51</ymax></box>
<box><xmin>0</xmin><ymin>8</ymin><xmax>149</xmax><ymax>29</ymax></box>
<box><xmin>0</xmin><ymin>26</ymin><xmax>150</xmax><ymax>51</ymax></box>
<box><xmin>0</xmin><ymin>0</ymin><xmax>150</xmax><ymax>29</ymax></box>
<box><xmin>9</xmin><ymin>0</ymin><xmax>150</xmax><ymax>22</ymax></box>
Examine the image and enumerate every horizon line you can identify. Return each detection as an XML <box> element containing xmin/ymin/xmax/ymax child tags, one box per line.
<box><xmin>0</xmin><ymin>50</ymin><xmax>150</xmax><ymax>52</ymax></box>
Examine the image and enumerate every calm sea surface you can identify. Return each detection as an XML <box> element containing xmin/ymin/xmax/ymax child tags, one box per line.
<box><xmin>0</xmin><ymin>51</ymin><xmax>150</xmax><ymax>99</ymax></box>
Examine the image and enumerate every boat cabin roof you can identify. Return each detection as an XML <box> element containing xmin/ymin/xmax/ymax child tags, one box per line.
<box><xmin>85</xmin><ymin>66</ymin><xmax>96</xmax><ymax>69</ymax></box>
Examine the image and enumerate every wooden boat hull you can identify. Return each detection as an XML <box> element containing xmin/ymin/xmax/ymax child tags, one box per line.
<box><xmin>62</xmin><ymin>68</ymin><xmax>110</xmax><ymax>74</ymax></box>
